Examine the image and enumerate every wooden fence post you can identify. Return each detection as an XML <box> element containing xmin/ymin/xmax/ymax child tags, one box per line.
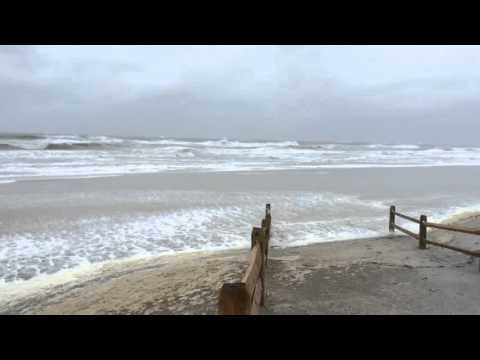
<box><xmin>251</xmin><ymin>227</ymin><xmax>265</xmax><ymax>251</ymax></box>
<box><xmin>266</xmin><ymin>204</ymin><xmax>271</xmax><ymax>231</ymax></box>
<box><xmin>217</xmin><ymin>205</ymin><xmax>271</xmax><ymax>315</ymax></box>
<box><xmin>251</xmin><ymin>227</ymin><xmax>256</xmax><ymax>249</ymax></box>
<box><xmin>251</xmin><ymin>226</ymin><xmax>266</xmax><ymax>306</ymax></box>
<box><xmin>265</xmin><ymin>204</ymin><xmax>271</xmax><ymax>262</ymax></box>
<box><xmin>389</xmin><ymin>206</ymin><xmax>396</xmax><ymax>232</ymax></box>
<box><xmin>261</xmin><ymin>219</ymin><xmax>267</xmax><ymax>262</ymax></box>
<box><xmin>218</xmin><ymin>283</ymin><xmax>251</xmax><ymax>315</ymax></box>
<box><xmin>419</xmin><ymin>215</ymin><xmax>427</xmax><ymax>249</ymax></box>
<box><xmin>259</xmin><ymin>258</ymin><xmax>266</xmax><ymax>307</ymax></box>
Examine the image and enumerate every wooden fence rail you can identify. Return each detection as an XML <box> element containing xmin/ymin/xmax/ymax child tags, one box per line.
<box><xmin>218</xmin><ymin>204</ymin><xmax>271</xmax><ymax>315</ymax></box>
<box><xmin>389</xmin><ymin>205</ymin><xmax>480</xmax><ymax>270</ymax></box>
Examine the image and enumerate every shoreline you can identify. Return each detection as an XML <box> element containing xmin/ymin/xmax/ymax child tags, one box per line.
<box><xmin>1</xmin><ymin>233</ymin><xmax>389</xmax><ymax>312</ymax></box>
<box><xmin>2</xmin><ymin>210</ymin><xmax>479</xmax><ymax>299</ymax></box>
<box><xmin>2</xmin><ymin>213</ymin><xmax>480</xmax><ymax>314</ymax></box>
<box><xmin>3</xmin><ymin>164</ymin><xmax>480</xmax><ymax>185</ymax></box>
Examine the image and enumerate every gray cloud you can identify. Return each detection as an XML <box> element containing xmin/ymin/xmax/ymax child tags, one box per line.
<box><xmin>0</xmin><ymin>45</ymin><xmax>37</xmax><ymax>69</ymax></box>
<box><xmin>1</xmin><ymin>45</ymin><xmax>480</xmax><ymax>146</ymax></box>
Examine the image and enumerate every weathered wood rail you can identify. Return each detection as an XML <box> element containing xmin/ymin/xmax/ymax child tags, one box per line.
<box><xmin>389</xmin><ymin>205</ymin><xmax>480</xmax><ymax>270</ymax></box>
<box><xmin>218</xmin><ymin>204</ymin><xmax>271</xmax><ymax>315</ymax></box>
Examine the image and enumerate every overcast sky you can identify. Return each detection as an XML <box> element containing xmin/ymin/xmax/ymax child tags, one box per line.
<box><xmin>1</xmin><ymin>45</ymin><xmax>480</xmax><ymax>145</ymax></box>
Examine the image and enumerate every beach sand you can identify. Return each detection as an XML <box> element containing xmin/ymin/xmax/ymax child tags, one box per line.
<box><xmin>264</xmin><ymin>220</ymin><xmax>480</xmax><ymax>315</ymax></box>
<box><xmin>2</xmin><ymin>214</ymin><xmax>480</xmax><ymax>315</ymax></box>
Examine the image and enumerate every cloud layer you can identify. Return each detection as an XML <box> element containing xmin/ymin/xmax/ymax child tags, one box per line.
<box><xmin>1</xmin><ymin>45</ymin><xmax>479</xmax><ymax>145</ymax></box>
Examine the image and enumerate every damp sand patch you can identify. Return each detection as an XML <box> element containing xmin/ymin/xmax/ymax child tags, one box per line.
<box><xmin>0</xmin><ymin>248</ymin><xmax>249</xmax><ymax>315</ymax></box>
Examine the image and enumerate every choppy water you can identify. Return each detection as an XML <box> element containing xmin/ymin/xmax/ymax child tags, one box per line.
<box><xmin>2</xmin><ymin>133</ymin><xmax>480</xmax><ymax>181</ymax></box>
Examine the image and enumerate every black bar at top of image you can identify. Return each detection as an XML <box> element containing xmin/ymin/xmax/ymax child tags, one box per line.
<box><xmin>1</xmin><ymin>6</ymin><xmax>480</xmax><ymax>45</ymax></box>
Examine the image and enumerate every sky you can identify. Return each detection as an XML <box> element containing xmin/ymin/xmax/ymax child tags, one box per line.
<box><xmin>1</xmin><ymin>45</ymin><xmax>480</xmax><ymax>145</ymax></box>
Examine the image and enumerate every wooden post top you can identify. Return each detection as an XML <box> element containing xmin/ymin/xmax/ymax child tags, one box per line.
<box><xmin>218</xmin><ymin>283</ymin><xmax>251</xmax><ymax>315</ymax></box>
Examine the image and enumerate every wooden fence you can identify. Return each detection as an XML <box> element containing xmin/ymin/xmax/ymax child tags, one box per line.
<box><xmin>389</xmin><ymin>205</ymin><xmax>480</xmax><ymax>270</ymax></box>
<box><xmin>217</xmin><ymin>204</ymin><xmax>271</xmax><ymax>315</ymax></box>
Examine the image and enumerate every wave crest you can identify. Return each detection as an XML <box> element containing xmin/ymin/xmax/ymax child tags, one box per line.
<box><xmin>0</xmin><ymin>144</ymin><xmax>24</xmax><ymax>151</ymax></box>
<box><xmin>44</xmin><ymin>143</ymin><xmax>108</xmax><ymax>151</ymax></box>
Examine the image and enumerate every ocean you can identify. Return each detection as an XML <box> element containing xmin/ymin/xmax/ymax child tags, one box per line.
<box><xmin>1</xmin><ymin>133</ymin><xmax>480</xmax><ymax>288</ymax></box>
<box><xmin>2</xmin><ymin>134</ymin><xmax>480</xmax><ymax>180</ymax></box>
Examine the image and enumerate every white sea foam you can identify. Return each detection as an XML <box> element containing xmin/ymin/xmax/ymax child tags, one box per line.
<box><xmin>0</xmin><ymin>190</ymin><xmax>391</xmax><ymax>283</ymax></box>
<box><xmin>373</xmin><ymin>144</ymin><xmax>421</xmax><ymax>150</ymax></box>
<box><xmin>198</xmin><ymin>139</ymin><xmax>299</xmax><ymax>148</ymax></box>
<box><xmin>427</xmin><ymin>203</ymin><xmax>480</xmax><ymax>225</ymax></box>
<box><xmin>0</xmin><ymin>206</ymin><xmax>252</xmax><ymax>283</ymax></box>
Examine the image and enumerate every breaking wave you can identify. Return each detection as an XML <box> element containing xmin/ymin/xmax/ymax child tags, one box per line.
<box><xmin>44</xmin><ymin>142</ymin><xmax>110</xmax><ymax>151</ymax></box>
<box><xmin>0</xmin><ymin>134</ymin><xmax>45</xmax><ymax>140</ymax></box>
<box><xmin>0</xmin><ymin>144</ymin><xmax>24</xmax><ymax>151</ymax></box>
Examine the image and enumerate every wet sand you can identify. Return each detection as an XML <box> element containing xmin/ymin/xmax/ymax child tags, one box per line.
<box><xmin>265</xmin><ymin>226</ymin><xmax>480</xmax><ymax>315</ymax></box>
<box><xmin>2</xmin><ymin>215</ymin><xmax>480</xmax><ymax>315</ymax></box>
<box><xmin>0</xmin><ymin>250</ymin><xmax>249</xmax><ymax>315</ymax></box>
